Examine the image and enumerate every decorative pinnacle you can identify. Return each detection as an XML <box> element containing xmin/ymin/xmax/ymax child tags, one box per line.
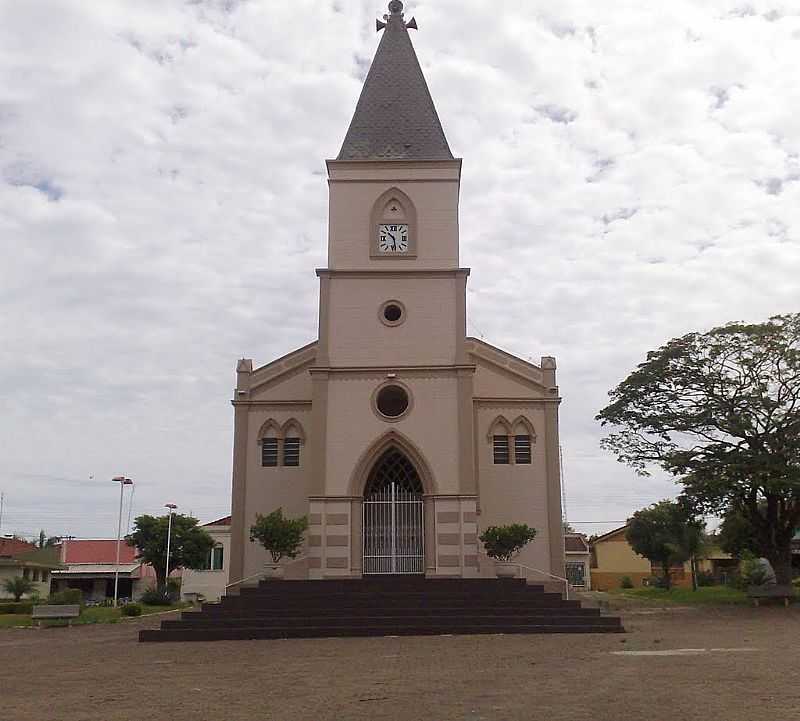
<box><xmin>376</xmin><ymin>1</ymin><xmax>417</xmax><ymax>32</ymax></box>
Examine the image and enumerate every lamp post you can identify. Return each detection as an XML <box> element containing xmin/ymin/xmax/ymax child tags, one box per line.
<box><xmin>164</xmin><ymin>503</ymin><xmax>177</xmax><ymax>592</ymax></box>
<box><xmin>112</xmin><ymin>476</ymin><xmax>134</xmax><ymax>607</ymax></box>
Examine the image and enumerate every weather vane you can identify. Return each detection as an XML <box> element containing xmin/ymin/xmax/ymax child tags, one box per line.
<box><xmin>377</xmin><ymin>0</ymin><xmax>418</xmax><ymax>32</ymax></box>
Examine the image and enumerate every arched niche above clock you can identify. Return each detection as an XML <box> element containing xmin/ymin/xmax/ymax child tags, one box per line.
<box><xmin>369</xmin><ymin>186</ymin><xmax>418</xmax><ymax>259</ymax></box>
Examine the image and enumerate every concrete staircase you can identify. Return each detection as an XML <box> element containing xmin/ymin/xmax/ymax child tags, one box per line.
<box><xmin>139</xmin><ymin>577</ymin><xmax>623</xmax><ymax>642</ymax></box>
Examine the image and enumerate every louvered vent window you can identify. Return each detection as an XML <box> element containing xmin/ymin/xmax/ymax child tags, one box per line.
<box><xmin>283</xmin><ymin>437</ymin><xmax>301</xmax><ymax>467</ymax></box>
<box><xmin>261</xmin><ymin>438</ymin><xmax>278</xmax><ymax>467</ymax></box>
<box><xmin>493</xmin><ymin>435</ymin><xmax>510</xmax><ymax>465</ymax></box>
<box><xmin>514</xmin><ymin>435</ymin><xmax>532</xmax><ymax>464</ymax></box>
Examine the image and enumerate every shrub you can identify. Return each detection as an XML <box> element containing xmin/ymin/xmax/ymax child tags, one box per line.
<box><xmin>250</xmin><ymin>508</ymin><xmax>309</xmax><ymax>563</ymax></box>
<box><xmin>696</xmin><ymin>570</ymin><xmax>716</xmax><ymax>587</ymax></box>
<box><xmin>647</xmin><ymin>575</ymin><xmax>670</xmax><ymax>589</ymax></box>
<box><xmin>792</xmin><ymin>577</ymin><xmax>800</xmax><ymax>590</ymax></box>
<box><xmin>139</xmin><ymin>587</ymin><xmax>172</xmax><ymax>606</ymax></box>
<box><xmin>740</xmin><ymin>553</ymin><xmax>769</xmax><ymax>586</ymax></box>
<box><xmin>49</xmin><ymin>589</ymin><xmax>84</xmax><ymax>607</ymax></box>
<box><xmin>479</xmin><ymin>524</ymin><xmax>537</xmax><ymax>562</ymax></box>
<box><xmin>2</xmin><ymin>577</ymin><xmax>35</xmax><ymax>601</ymax></box>
<box><xmin>0</xmin><ymin>602</ymin><xmax>34</xmax><ymax>614</ymax></box>
<box><xmin>121</xmin><ymin>603</ymin><xmax>142</xmax><ymax>617</ymax></box>
<box><xmin>620</xmin><ymin>576</ymin><xmax>634</xmax><ymax>589</ymax></box>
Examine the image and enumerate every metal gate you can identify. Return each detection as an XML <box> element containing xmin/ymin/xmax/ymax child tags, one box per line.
<box><xmin>362</xmin><ymin>449</ymin><xmax>425</xmax><ymax>574</ymax></box>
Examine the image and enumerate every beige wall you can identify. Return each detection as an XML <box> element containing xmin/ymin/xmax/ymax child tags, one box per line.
<box><xmin>327</xmin><ymin>162</ymin><xmax>461</xmax><ymax>270</ymax></box>
<box><xmin>325</xmin><ymin>275</ymin><xmax>460</xmax><ymax>367</ymax></box>
<box><xmin>181</xmin><ymin>526</ymin><xmax>231</xmax><ymax>603</ymax></box>
<box><xmin>323</xmin><ymin>373</ymin><xmax>461</xmax><ymax>496</ymax></box>
<box><xmin>0</xmin><ymin>567</ymin><xmax>52</xmax><ymax>600</ymax></box>
<box><xmin>474</xmin><ymin>403</ymin><xmax>553</xmax><ymax>576</ymax></box>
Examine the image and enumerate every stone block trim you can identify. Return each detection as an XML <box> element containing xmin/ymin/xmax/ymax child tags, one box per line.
<box><xmin>437</xmin><ymin>533</ymin><xmax>461</xmax><ymax>546</ymax></box>
<box><xmin>437</xmin><ymin>555</ymin><xmax>461</xmax><ymax>567</ymax></box>
<box><xmin>326</xmin><ymin>557</ymin><xmax>349</xmax><ymax>569</ymax></box>
<box><xmin>326</xmin><ymin>513</ymin><xmax>349</xmax><ymax>526</ymax></box>
<box><xmin>436</xmin><ymin>511</ymin><xmax>460</xmax><ymax>524</ymax></box>
<box><xmin>326</xmin><ymin>535</ymin><xmax>349</xmax><ymax>547</ymax></box>
<box><xmin>308</xmin><ymin>535</ymin><xmax>322</xmax><ymax>547</ymax></box>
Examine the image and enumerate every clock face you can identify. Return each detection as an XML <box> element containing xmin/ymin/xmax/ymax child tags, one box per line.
<box><xmin>378</xmin><ymin>224</ymin><xmax>409</xmax><ymax>253</ymax></box>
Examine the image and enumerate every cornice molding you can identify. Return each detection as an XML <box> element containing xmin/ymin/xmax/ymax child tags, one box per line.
<box><xmin>309</xmin><ymin>364</ymin><xmax>476</xmax><ymax>375</ymax></box>
<box><xmin>231</xmin><ymin>400</ymin><xmax>313</xmax><ymax>408</ymax></box>
<box><xmin>316</xmin><ymin>268</ymin><xmax>470</xmax><ymax>279</ymax></box>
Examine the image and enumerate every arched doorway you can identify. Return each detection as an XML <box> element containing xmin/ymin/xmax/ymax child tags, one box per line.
<box><xmin>362</xmin><ymin>448</ymin><xmax>425</xmax><ymax>574</ymax></box>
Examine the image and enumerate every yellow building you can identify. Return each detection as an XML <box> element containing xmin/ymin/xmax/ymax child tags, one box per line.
<box><xmin>589</xmin><ymin>526</ymin><xmax>652</xmax><ymax>591</ymax></box>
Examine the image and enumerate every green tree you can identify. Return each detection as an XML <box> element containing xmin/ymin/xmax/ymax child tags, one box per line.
<box><xmin>126</xmin><ymin>514</ymin><xmax>214</xmax><ymax>589</ymax></box>
<box><xmin>479</xmin><ymin>524</ymin><xmax>537</xmax><ymax>562</ymax></box>
<box><xmin>249</xmin><ymin>508</ymin><xmax>308</xmax><ymax>563</ymax></box>
<box><xmin>626</xmin><ymin>500</ymin><xmax>697</xmax><ymax>590</ymax></box>
<box><xmin>598</xmin><ymin>314</ymin><xmax>800</xmax><ymax>584</ymax></box>
<box><xmin>717</xmin><ymin>504</ymin><xmax>760</xmax><ymax>558</ymax></box>
<box><xmin>3</xmin><ymin>576</ymin><xmax>35</xmax><ymax>601</ymax></box>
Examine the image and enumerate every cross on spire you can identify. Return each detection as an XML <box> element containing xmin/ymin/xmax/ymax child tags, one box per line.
<box><xmin>376</xmin><ymin>1</ymin><xmax>418</xmax><ymax>32</ymax></box>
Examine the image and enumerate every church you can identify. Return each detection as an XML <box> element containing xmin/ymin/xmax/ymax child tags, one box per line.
<box><xmin>228</xmin><ymin>1</ymin><xmax>565</xmax><ymax>586</ymax></box>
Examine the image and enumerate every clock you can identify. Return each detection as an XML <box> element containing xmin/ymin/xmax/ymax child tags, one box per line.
<box><xmin>378</xmin><ymin>224</ymin><xmax>409</xmax><ymax>253</ymax></box>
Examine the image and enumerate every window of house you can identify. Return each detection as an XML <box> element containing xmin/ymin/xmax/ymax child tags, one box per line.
<box><xmin>261</xmin><ymin>438</ymin><xmax>279</xmax><ymax>467</ymax></box>
<box><xmin>493</xmin><ymin>435</ymin><xmax>510</xmax><ymax>464</ymax></box>
<box><xmin>283</xmin><ymin>437</ymin><xmax>301</xmax><ymax>467</ymax></box>
<box><xmin>22</xmin><ymin>568</ymin><xmax>30</xmax><ymax>580</ymax></box>
<box><xmin>514</xmin><ymin>435</ymin><xmax>532</xmax><ymax>464</ymax></box>
<box><xmin>211</xmin><ymin>545</ymin><xmax>224</xmax><ymax>571</ymax></box>
<box><xmin>32</xmin><ymin>569</ymin><xmax>39</xmax><ymax>582</ymax></box>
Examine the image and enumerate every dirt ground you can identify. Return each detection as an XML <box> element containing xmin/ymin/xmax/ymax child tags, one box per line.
<box><xmin>2</xmin><ymin>600</ymin><xmax>799</xmax><ymax>721</ymax></box>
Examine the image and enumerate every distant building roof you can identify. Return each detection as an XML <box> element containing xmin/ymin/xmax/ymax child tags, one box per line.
<box><xmin>52</xmin><ymin>563</ymin><xmax>141</xmax><ymax>576</ymax></box>
<box><xmin>337</xmin><ymin>3</ymin><xmax>453</xmax><ymax>161</ymax></box>
<box><xmin>203</xmin><ymin>516</ymin><xmax>231</xmax><ymax>528</ymax></box>
<box><xmin>57</xmin><ymin>540</ymin><xmax>138</xmax><ymax>565</ymax></box>
<box><xmin>590</xmin><ymin>525</ymin><xmax>629</xmax><ymax>545</ymax></box>
<box><xmin>565</xmin><ymin>534</ymin><xmax>589</xmax><ymax>553</ymax></box>
<box><xmin>0</xmin><ymin>537</ymin><xmax>36</xmax><ymax>557</ymax></box>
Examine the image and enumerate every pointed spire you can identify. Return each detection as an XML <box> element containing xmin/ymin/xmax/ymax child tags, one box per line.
<box><xmin>337</xmin><ymin>2</ymin><xmax>453</xmax><ymax>161</ymax></box>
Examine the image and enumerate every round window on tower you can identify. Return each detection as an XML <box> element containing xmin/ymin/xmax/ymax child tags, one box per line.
<box><xmin>379</xmin><ymin>300</ymin><xmax>406</xmax><ymax>326</ymax></box>
<box><xmin>374</xmin><ymin>384</ymin><xmax>411</xmax><ymax>420</ymax></box>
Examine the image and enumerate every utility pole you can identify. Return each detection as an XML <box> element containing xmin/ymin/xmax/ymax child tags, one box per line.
<box><xmin>0</xmin><ymin>491</ymin><xmax>4</xmax><ymax>536</ymax></box>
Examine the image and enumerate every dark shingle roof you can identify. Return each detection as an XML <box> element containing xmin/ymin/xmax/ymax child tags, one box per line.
<box><xmin>337</xmin><ymin>11</ymin><xmax>453</xmax><ymax>161</ymax></box>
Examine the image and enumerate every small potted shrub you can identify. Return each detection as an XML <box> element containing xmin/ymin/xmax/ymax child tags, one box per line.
<box><xmin>479</xmin><ymin>523</ymin><xmax>537</xmax><ymax>578</ymax></box>
<box><xmin>249</xmin><ymin>508</ymin><xmax>308</xmax><ymax>579</ymax></box>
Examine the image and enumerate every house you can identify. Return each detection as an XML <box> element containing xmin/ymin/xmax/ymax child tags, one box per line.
<box><xmin>181</xmin><ymin>516</ymin><xmax>231</xmax><ymax>603</ymax></box>
<box><xmin>564</xmin><ymin>533</ymin><xmax>591</xmax><ymax>590</ymax></box>
<box><xmin>589</xmin><ymin>526</ymin><xmax>652</xmax><ymax>590</ymax></box>
<box><xmin>229</xmin><ymin>0</ymin><xmax>565</xmax><ymax>585</ymax></box>
<box><xmin>50</xmin><ymin>539</ymin><xmax>159</xmax><ymax>602</ymax></box>
<box><xmin>0</xmin><ymin>537</ymin><xmax>65</xmax><ymax>599</ymax></box>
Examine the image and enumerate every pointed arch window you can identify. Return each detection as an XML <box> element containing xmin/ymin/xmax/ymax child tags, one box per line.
<box><xmin>488</xmin><ymin>415</ymin><xmax>536</xmax><ymax>466</ymax></box>
<box><xmin>258</xmin><ymin>419</ymin><xmax>305</xmax><ymax>468</ymax></box>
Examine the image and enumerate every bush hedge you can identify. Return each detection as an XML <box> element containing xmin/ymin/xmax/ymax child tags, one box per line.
<box><xmin>0</xmin><ymin>602</ymin><xmax>34</xmax><ymax>614</ymax></box>
<box><xmin>49</xmin><ymin>589</ymin><xmax>84</xmax><ymax>607</ymax></box>
<box><xmin>121</xmin><ymin>603</ymin><xmax>143</xmax><ymax>617</ymax></box>
<box><xmin>139</xmin><ymin>588</ymin><xmax>172</xmax><ymax>606</ymax></box>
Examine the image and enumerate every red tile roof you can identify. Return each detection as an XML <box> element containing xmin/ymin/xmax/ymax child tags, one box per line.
<box><xmin>203</xmin><ymin>516</ymin><xmax>231</xmax><ymax>527</ymax></box>
<box><xmin>564</xmin><ymin>534</ymin><xmax>589</xmax><ymax>553</ymax></box>
<box><xmin>58</xmin><ymin>540</ymin><xmax>138</xmax><ymax>564</ymax></box>
<box><xmin>0</xmin><ymin>538</ymin><xmax>36</xmax><ymax>557</ymax></box>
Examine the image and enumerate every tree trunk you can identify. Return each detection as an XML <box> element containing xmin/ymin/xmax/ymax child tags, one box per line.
<box><xmin>661</xmin><ymin>560</ymin><xmax>672</xmax><ymax>590</ymax></box>
<box><xmin>769</xmin><ymin>546</ymin><xmax>794</xmax><ymax>585</ymax></box>
<box><xmin>690</xmin><ymin>556</ymin><xmax>698</xmax><ymax>591</ymax></box>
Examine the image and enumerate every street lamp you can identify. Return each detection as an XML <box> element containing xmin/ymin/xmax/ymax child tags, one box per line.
<box><xmin>112</xmin><ymin>476</ymin><xmax>134</xmax><ymax>607</ymax></box>
<box><xmin>164</xmin><ymin>503</ymin><xmax>178</xmax><ymax>592</ymax></box>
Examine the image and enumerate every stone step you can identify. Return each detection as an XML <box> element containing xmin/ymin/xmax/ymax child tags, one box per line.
<box><xmin>141</xmin><ymin>622</ymin><xmax>623</xmax><ymax>642</ymax></box>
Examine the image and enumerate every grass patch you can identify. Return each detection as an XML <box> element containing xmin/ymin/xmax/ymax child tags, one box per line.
<box><xmin>610</xmin><ymin>586</ymin><xmax>749</xmax><ymax>605</ymax></box>
<box><xmin>0</xmin><ymin>603</ymin><xmax>189</xmax><ymax>630</ymax></box>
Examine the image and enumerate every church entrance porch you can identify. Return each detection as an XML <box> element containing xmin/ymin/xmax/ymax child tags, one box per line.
<box><xmin>362</xmin><ymin>449</ymin><xmax>424</xmax><ymax>574</ymax></box>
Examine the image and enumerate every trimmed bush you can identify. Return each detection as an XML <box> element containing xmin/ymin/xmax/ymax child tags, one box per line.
<box><xmin>49</xmin><ymin>589</ymin><xmax>84</xmax><ymax>607</ymax></box>
<box><xmin>0</xmin><ymin>602</ymin><xmax>34</xmax><ymax>614</ymax></box>
<box><xmin>479</xmin><ymin>524</ymin><xmax>537</xmax><ymax>562</ymax></box>
<box><xmin>620</xmin><ymin>576</ymin><xmax>634</xmax><ymax>589</ymax></box>
<box><xmin>121</xmin><ymin>603</ymin><xmax>142</xmax><ymax>617</ymax></box>
<box><xmin>696</xmin><ymin>570</ymin><xmax>716</xmax><ymax>587</ymax></box>
<box><xmin>139</xmin><ymin>587</ymin><xmax>172</xmax><ymax>606</ymax></box>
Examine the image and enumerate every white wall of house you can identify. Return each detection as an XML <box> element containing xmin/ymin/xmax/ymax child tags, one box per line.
<box><xmin>0</xmin><ymin>566</ymin><xmax>53</xmax><ymax>600</ymax></box>
<box><xmin>181</xmin><ymin>524</ymin><xmax>230</xmax><ymax>603</ymax></box>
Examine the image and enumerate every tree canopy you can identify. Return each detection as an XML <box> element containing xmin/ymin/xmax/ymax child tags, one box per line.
<box><xmin>626</xmin><ymin>500</ymin><xmax>704</xmax><ymax>589</ymax></box>
<box><xmin>598</xmin><ymin>314</ymin><xmax>800</xmax><ymax>582</ymax></box>
<box><xmin>126</xmin><ymin>514</ymin><xmax>214</xmax><ymax>589</ymax></box>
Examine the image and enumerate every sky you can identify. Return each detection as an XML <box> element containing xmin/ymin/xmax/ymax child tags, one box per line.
<box><xmin>1</xmin><ymin>0</ymin><xmax>798</xmax><ymax>541</ymax></box>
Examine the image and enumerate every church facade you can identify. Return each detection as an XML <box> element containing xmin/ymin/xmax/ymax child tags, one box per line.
<box><xmin>228</xmin><ymin>2</ymin><xmax>565</xmax><ymax>585</ymax></box>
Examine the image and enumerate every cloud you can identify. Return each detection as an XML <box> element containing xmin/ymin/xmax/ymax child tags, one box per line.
<box><xmin>0</xmin><ymin>0</ymin><xmax>798</xmax><ymax>539</ymax></box>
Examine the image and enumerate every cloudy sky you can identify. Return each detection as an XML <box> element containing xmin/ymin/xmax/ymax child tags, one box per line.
<box><xmin>1</xmin><ymin>0</ymin><xmax>798</xmax><ymax>541</ymax></box>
